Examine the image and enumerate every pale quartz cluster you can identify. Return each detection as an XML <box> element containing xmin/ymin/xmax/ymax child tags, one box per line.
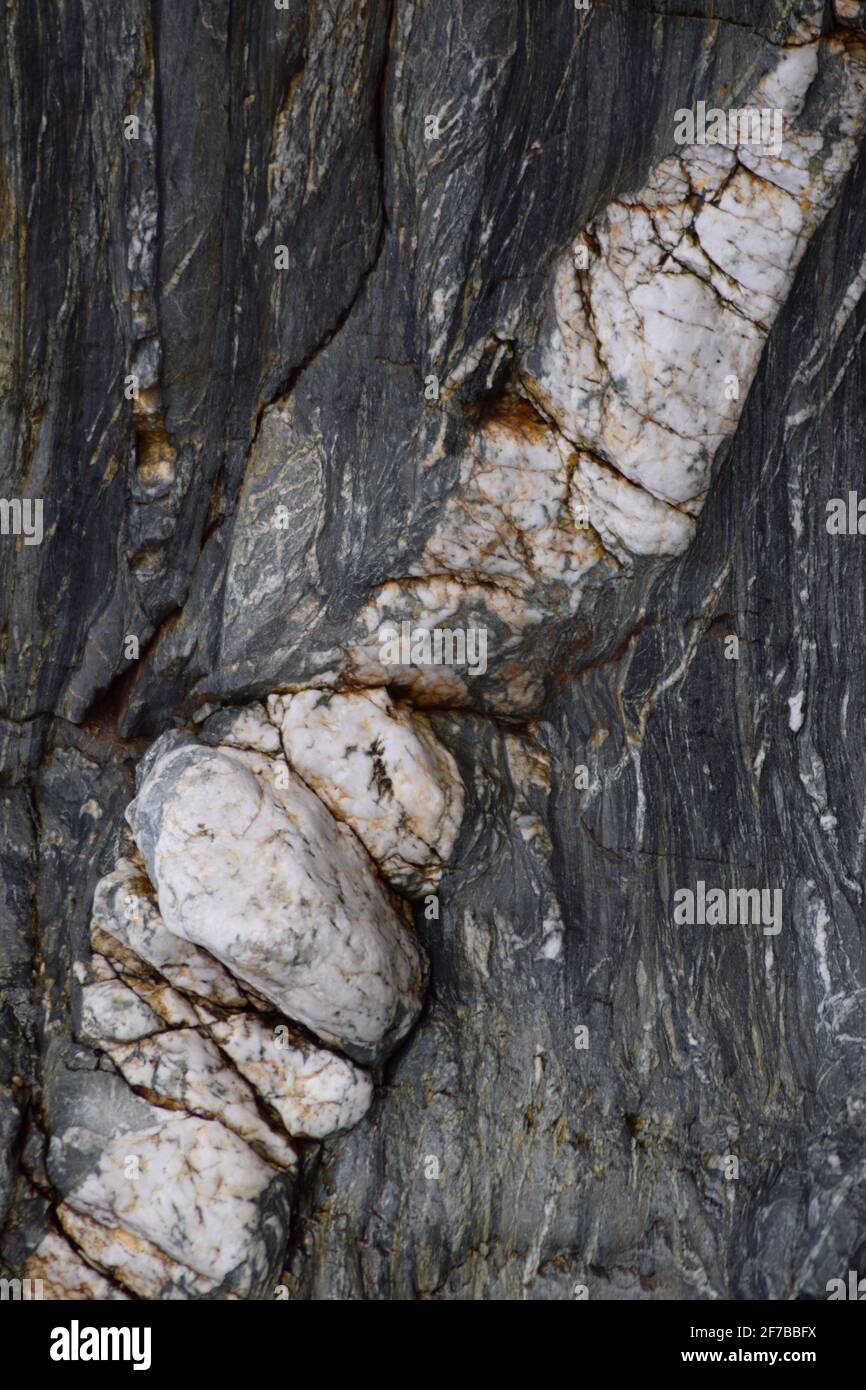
<box><xmin>413</xmin><ymin>401</ymin><xmax>599</xmax><ymax>602</ymax></box>
<box><xmin>126</xmin><ymin>739</ymin><xmax>427</xmax><ymax>1059</ymax></box>
<box><xmin>349</xmin><ymin>574</ymin><xmax>535</xmax><ymax>707</ymax></box>
<box><xmin>56</xmin><ymin>1119</ymin><xmax>288</xmax><ymax>1300</ymax></box>
<box><xmin>208</xmin><ymin>1014</ymin><xmax>373</xmax><ymax>1140</ymax></box>
<box><xmin>22</xmin><ymin>1230</ymin><xmax>131</xmax><ymax>1301</ymax></box>
<box><xmin>525</xmin><ymin>43</ymin><xmax>866</xmax><ymax>517</ymax></box>
<box><xmin>51</xmin><ymin>691</ymin><xmax>462</xmax><ymax>1296</ymax></box>
<box><xmin>343</xmin><ymin>39</ymin><xmax>866</xmax><ymax>705</ymax></box>
<box><xmin>269</xmin><ymin>686</ymin><xmax>464</xmax><ymax>894</ymax></box>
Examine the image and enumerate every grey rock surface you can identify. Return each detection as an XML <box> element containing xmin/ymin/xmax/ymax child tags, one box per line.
<box><xmin>2</xmin><ymin>0</ymin><xmax>866</xmax><ymax>1300</ymax></box>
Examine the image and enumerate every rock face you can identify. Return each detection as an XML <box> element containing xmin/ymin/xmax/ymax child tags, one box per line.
<box><xmin>3</xmin><ymin>0</ymin><xmax>866</xmax><ymax>1303</ymax></box>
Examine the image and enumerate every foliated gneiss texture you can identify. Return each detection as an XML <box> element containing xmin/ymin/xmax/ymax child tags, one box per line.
<box><xmin>339</xmin><ymin>38</ymin><xmax>866</xmax><ymax>712</ymax></box>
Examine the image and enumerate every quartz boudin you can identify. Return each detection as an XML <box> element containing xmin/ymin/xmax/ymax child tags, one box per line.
<box><xmin>50</xmin><ymin>693</ymin><xmax>462</xmax><ymax>1297</ymax></box>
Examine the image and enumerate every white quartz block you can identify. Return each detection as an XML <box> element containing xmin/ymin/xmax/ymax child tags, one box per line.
<box><xmin>57</xmin><ymin>1207</ymin><xmax>217</xmax><ymax>1300</ymax></box>
<box><xmin>105</xmin><ymin>1029</ymin><xmax>296</xmax><ymax>1169</ymax></box>
<box><xmin>61</xmin><ymin>1116</ymin><xmax>291</xmax><ymax>1299</ymax></box>
<box><xmin>126</xmin><ymin>736</ymin><xmax>427</xmax><ymax>1063</ymax></box>
<box><xmin>209</xmin><ymin>1013</ymin><xmax>374</xmax><ymax>1140</ymax></box>
<box><xmin>79</xmin><ymin>981</ymin><xmax>167</xmax><ymax>1043</ymax></box>
<box><xmin>24</xmin><ymin>1230</ymin><xmax>132</xmax><ymax>1300</ymax></box>
<box><xmin>525</xmin><ymin>40</ymin><xmax>866</xmax><ymax>516</ymax></box>
<box><xmin>92</xmin><ymin>858</ymin><xmax>249</xmax><ymax>1009</ymax></box>
<box><xmin>269</xmin><ymin>686</ymin><xmax>464</xmax><ymax>895</ymax></box>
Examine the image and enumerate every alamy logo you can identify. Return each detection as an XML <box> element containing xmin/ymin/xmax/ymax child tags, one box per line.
<box><xmin>674</xmin><ymin>101</ymin><xmax>783</xmax><ymax>155</ymax></box>
<box><xmin>0</xmin><ymin>497</ymin><xmax>43</xmax><ymax>545</ymax></box>
<box><xmin>826</xmin><ymin>492</ymin><xmax>866</xmax><ymax>534</ymax></box>
<box><xmin>826</xmin><ymin>1271</ymin><xmax>866</xmax><ymax>1300</ymax></box>
<box><xmin>0</xmin><ymin>1276</ymin><xmax>43</xmax><ymax>1300</ymax></box>
<box><xmin>673</xmin><ymin>881</ymin><xmax>782</xmax><ymax>936</ymax></box>
<box><xmin>49</xmin><ymin>1320</ymin><xmax>152</xmax><ymax>1371</ymax></box>
<box><xmin>379</xmin><ymin>620</ymin><xmax>487</xmax><ymax>677</ymax></box>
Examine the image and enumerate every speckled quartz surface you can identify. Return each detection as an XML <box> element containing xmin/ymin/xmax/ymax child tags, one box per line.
<box><xmin>56</xmin><ymin>1117</ymin><xmax>290</xmax><ymax>1299</ymax></box>
<box><xmin>270</xmin><ymin>686</ymin><xmax>464</xmax><ymax>894</ymax></box>
<box><xmin>125</xmin><ymin>735</ymin><xmax>428</xmax><ymax>1059</ymax></box>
